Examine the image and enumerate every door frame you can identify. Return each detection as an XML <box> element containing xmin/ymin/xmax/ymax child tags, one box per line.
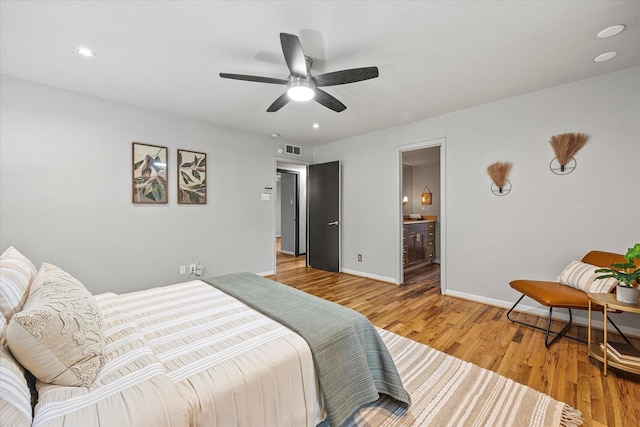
<box><xmin>273</xmin><ymin>157</ymin><xmax>310</xmax><ymax>274</ymax></box>
<box><xmin>396</xmin><ymin>137</ymin><xmax>447</xmax><ymax>294</ymax></box>
<box><xmin>277</xmin><ymin>168</ymin><xmax>300</xmax><ymax>256</ymax></box>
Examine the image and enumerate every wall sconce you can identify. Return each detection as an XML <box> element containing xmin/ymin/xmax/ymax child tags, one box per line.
<box><xmin>421</xmin><ymin>185</ymin><xmax>432</xmax><ymax>205</ymax></box>
<box><xmin>402</xmin><ymin>196</ymin><xmax>408</xmax><ymax>206</ymax></box>
<box><xmin>549</xmin><ymin>132</ymin><xmax>588</xmax><ymax>175</ymax></box>
<box><xmin>487</xmin><ymin>162</ymin><xmax>512</xmax><ymax>196</ymax></box>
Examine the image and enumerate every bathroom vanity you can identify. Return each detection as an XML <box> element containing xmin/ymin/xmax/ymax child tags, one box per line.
<box><xmin>403</xmin><ymin>219</ymin><xmax>436</xmax><ymax>271</ymax></box>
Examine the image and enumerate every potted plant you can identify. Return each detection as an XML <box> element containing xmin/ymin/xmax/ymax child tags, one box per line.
<box><xmin>595</xmin><ymin>243</ymin><xmax>640</xmax><ymax>304</ymax></box>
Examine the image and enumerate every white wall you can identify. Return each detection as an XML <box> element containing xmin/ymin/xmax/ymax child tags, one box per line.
<box><xmin>314</xmin><ymin>67</ymin><xmax>640</xmax><ymax>332</ymax></box>
<box><xmin>0</xmin><ymin>76</ymin><xmax>306</xmax><ymax>294</ymax></box>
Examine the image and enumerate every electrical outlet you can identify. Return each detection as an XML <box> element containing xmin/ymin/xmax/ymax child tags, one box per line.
<box><xmin>189</xmin><ymin>264</ymin><xmax>196</xmax><ymax>273</ymax></box>
<box><xmin>357</xmin><ymin>254</ymin><xmax>362</xmax><ymax>262</ymax></box>
<box><xmin>179</xmin><ymin>265</ymin><xmax>186</xmax><ymax>275</ymax></box>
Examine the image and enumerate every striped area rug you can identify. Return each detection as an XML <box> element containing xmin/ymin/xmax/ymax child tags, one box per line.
<box><xmin>347</xmin><ymin>329</ymin><xmax>583</xmax><ymax>427</ymax></box>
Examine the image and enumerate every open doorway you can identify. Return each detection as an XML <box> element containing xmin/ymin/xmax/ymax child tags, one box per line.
<box><xmin>278</xmin><ymin>169</ymin><xmax>299</xmax><ymax>256</ymax></box>
<box><xmin>398</xmin><ymin>138</ymin><xmax>445</xmax><ymax>292</ymax></box>
<box><xmin>275</xmin><ymin>161</ymin><xmax>308</xmax><ymax>273</ymax></box>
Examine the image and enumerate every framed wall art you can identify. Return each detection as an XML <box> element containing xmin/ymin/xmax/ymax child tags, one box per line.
<box><xmin>177</xmin><ymin>149</ymin><xmax>206</xmax><ymax>204</ymax></box>
<box><xmin>132</xmin><ymin>142</ymin><xmax>168</xmax><ymax>204</ymax></box>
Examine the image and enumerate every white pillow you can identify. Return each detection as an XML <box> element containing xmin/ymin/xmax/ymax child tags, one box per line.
<box><xmin>1</xmin><ymin>313</ymin><xmax>33</xmax><ymax>427</ymax></box>
<box><xmin>0</xmin><ymin>247</ymin><xmax>38</xmax><ymax>321</ymax></box>
<box><xmin>6</xmin><ymin>263</ymin><xmax>105</xmax><ymax>387</ymax></box>
<box><xmin>558</xmin><ymin>260</ymin><xmax>619</xmax><ymax>293</ymax></box>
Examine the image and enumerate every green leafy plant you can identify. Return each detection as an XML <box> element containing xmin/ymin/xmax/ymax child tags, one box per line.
<box><xmin>178</xmin><ymin>151</ymin><xmax>206</xmax><ymax>204</ymax></box>
<box><xmin>595</xmin><ymin>243</ymin><xmax>640</xmax><ymax>288</ymax></box>
<box><xmin>133</xmin><ymin>151</ymin><xmax>167</xmax><ymax>202</ymax></box>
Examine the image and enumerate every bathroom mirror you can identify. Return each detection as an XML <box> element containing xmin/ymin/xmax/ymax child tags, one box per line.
<box><xmin>402</xmin><ymin>164</ymin><xmax>412</xmax><ymax>215</ymax></box>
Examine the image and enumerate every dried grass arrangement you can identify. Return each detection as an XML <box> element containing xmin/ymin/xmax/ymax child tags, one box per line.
<box><xmin>549</xmin><ymin>133</ymin><xmax>588</xmax><ymax>170</ymax></box>
<box><xmin>487</xmin><ymin>162</ymin><xmax>512</xmax><ymax>193</ymax></box>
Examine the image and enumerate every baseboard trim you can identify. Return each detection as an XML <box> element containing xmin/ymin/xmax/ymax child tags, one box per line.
<box><xmin>341</xmin><ymin>268</ymin><xmax>395</xmax><ymax>284</ymax></box>
<box><xmin>445</xmin><ymin>289</ymin><xmax>640</xmax><ymax>338</ymax></box>
<box><xmin>257</xmin><ymin>270</ymin><xmax>274</xmax><ymax>277</ymax></box>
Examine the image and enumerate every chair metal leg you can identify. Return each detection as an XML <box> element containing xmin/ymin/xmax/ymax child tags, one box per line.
<box><xmin>506</xmin><ymin>294</ymin><xmax>585</xmax><ymax>348</ymax></box>
<box><xmin>607</xmin><ymin>316</ymin><xmax>633</xmax><ymax>345</ymax></box>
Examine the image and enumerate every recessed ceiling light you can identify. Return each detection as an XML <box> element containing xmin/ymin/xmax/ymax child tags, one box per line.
<box><xmin>76</xmin><ymin>47</ymin><xmax>96</xmax><ymax>57</ymax></box>
<box><xmin>312</xmin><ymin>123</ymin><xmax>319</xmax><ymax>129</ymax></box>
<box><xmin>270</xmin><ymin>133</ymin><xmax>280</xmax><ymax>138</ymax></box>
<box><xmin>597</xmin><ymin>24</ymin><xmax>625</xmax><ymax>39</ymax></box>
<box><xmin>594</xmin><ymin>51</ymin><xmax>618</xmax><ymax>63</ymax></box>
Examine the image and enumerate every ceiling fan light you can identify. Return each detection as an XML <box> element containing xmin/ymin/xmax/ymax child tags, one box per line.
<box><xmin>287</xmin><ymin>85</ymin><xmax>314</xmax><ymax>102</ymax></box>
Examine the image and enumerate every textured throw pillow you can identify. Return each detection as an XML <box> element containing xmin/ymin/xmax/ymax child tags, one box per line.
<box><xmin>6</xmin><ymin>263</ymin><xmax>105</xmax><ymax>387</ymax></box>
<box><xmin>0</xmin><ymin>246</ymin><xmax>38</xmax><ymax>321</ymax></box>
<box><xmin>558</xmin><ymin>260</ymin><xmax>619</xmax><ymax>293</ymax></box>
<box><xmin>0</xmin><ymin>313</ymin><xmax>33</xmax><ymax>427</ymax></box>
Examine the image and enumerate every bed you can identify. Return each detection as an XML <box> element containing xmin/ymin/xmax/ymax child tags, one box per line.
<box><xmin>1</xmin><ymin>247</ymin><xmax>409</xmax><ymax>427</ymax></box>
<box><xmin>1</xmin><ymin>247</ymin><xmax>582</xmax><ymax>427</ymax></box>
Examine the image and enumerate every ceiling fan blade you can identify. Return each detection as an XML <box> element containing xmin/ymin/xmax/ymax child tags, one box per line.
<box><xmin>267</xmin><ymin>92</ymin><xmax>291</xmax><ymax>112</ymax></box>
<box><xmin>219</xmin><ymin>73</ymin><xmax>288</xmax><ymax>85</ymax></box>
<box><xmin>314</xmin><ymin>89</ymin><xmax>346</xmax><ymax>112</ymax></box>
<box><xmin>313</xmin><ymin>66</ymin><xmax>379</xmax><ymax>87</ymax></box>
<box><xmin>280</xmin><ymin>33</ymin><xmax>308</xmax><ymax>78</ymax></box>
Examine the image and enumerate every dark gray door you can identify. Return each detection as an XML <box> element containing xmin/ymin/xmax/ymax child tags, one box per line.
<box><xmin>279</xmin><ymin>170</ymin><xmax>299</xmax><ymax>256</ymax></box>
<box><xmin>307</xmin><ymin>161</ymin><xmax>340</xmax><ymax>272</ymax></box>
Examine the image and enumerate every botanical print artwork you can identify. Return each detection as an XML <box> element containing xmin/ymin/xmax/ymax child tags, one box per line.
<box><xmin>178</xmin><ymin>149</ymin><xmax>206</xmax><ymax>204</ymax></box>
<box><xmin>132</xmin><ymin>143</ymin><xmax>168</xmax><ymax>203</ymax></box>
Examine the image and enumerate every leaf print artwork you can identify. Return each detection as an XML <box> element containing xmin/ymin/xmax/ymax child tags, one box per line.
<box><xmin>132</xmin><ymin>143</ymin><xmax>168</xmax><ymax>203</ymax></box>
<box><xmin>177</xmin><ymin>149</ymin><xmax>206</xmax><ymax>204</ymax></box>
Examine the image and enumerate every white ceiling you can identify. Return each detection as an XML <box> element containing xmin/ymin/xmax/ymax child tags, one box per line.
<box><xmin>1</xmin><ymin>1</ymin><xmax>638</xmax><ymax>147</ymax></box>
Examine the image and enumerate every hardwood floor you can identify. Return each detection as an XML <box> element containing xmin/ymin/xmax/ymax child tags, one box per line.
<box><xmin>271</xmin><ymin>249</ymin><xmax>640</xmax><ymax>427</ymax></box>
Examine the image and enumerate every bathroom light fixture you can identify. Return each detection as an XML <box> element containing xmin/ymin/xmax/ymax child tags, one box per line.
<box><xmin>287</xmin><ymin>78</ymin><xmax>315</xmax><ymax>101</ymax></box>
<box><xmin>313</xmin><ymin>123</ymin><xmax>319</xmax><ymax>129</ymax></box>
<box><xmin>402</xmin><ymin>196</ymin><xmax>408</xmax><ymax>206</ymax></box>
<box><xmin>421</xmin><ymin>185</ymin><xmax>432</xmax><ymax>205</ymax></box>
<box><xmin>75</xmin><ymin>47</ymin><xmax>96</xmax><ymax>57</ymax></box>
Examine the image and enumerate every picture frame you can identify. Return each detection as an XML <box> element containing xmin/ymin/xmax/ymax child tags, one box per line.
<box><xmin>132</xmin><ymin>142</ymin><xmax>168</xmax><ymax>204</ymax></box>
<box><xmin>177</xmin><ymin>149</ymin><xmax>206</xmax><ymax>204</ymax></box>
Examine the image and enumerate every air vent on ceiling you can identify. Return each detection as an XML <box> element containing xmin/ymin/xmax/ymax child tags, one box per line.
<box><xmin>285</xmin><ymin>144</ymin><xmax>301</xmax><ymax>156</ymax></box>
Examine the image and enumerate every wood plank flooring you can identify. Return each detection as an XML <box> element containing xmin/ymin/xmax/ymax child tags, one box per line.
<box><xmin>270</xmin><ymin>249</ymin><xmax>640</xmax><ymax>427</ymax></box>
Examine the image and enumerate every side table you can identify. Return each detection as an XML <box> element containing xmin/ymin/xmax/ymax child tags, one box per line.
<box><xmin>587</xmin><ymin>292</ymin><xmax>640</xmax><ymax>376</ymax></box>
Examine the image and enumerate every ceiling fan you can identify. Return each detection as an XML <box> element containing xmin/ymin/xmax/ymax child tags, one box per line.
<box><xmin>220</xmin><ymin>33</ymin><xmax>379</xmax><ymax>113</ymax></box>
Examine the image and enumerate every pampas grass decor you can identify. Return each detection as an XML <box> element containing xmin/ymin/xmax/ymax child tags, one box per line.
<box><xmin>487</xmin><ymin>162</ymin><xmax>512</xmax><ymax>193</ymax></box>
<box><xmin>549</xmin><ymin>133</ymin><xmax>588</xmax><ymax>171</ymax></box>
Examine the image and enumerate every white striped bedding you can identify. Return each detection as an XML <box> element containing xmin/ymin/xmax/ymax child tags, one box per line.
<box><xmin>117</xmin><ymin>280</ymin><xmax>324</xmax><ymax>427</ymax></box>
<box><xmin>32</xmin><ymin>281</ymin><xmax>325</xmax><ymax>427</ymax></box>
<box><xmin>32</xmin><ymin>292</ymin><xmax>189</xmax><ymax>427</ymax></box>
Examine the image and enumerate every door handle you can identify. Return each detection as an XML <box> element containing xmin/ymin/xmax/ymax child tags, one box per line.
<box><xmin>328</xmin><ymin>221</ymin><xmax>339</xmax><ymax>226</ymax></box>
